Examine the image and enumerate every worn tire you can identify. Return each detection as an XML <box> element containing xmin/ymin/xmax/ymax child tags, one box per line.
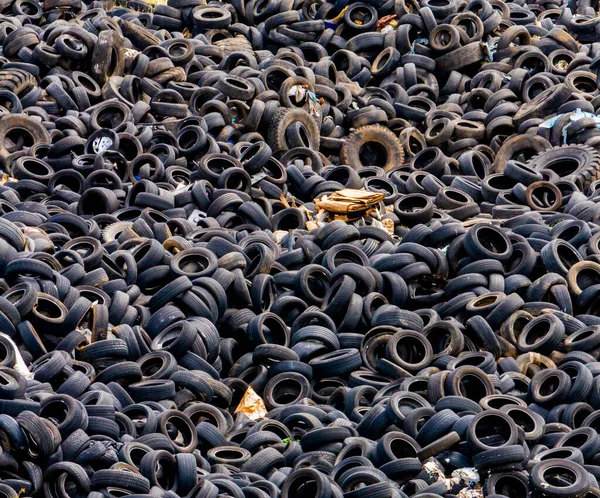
<box><xmin>526</xmin><ymin>144</ymin><xmax>600</xmax><ymax>190</ymax></box>
<box><xmin>341</xmin><ymin>125</ymin><xmax>405</xmax><ymax>172</ymax></box>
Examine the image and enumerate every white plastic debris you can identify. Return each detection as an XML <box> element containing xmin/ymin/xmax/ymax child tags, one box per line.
<box><xmin>451</xmin><ymin>467</ymin><xmax>480</xmax><ymax>487</ymax></box>
<box><xmin>0</xmin><ymin>332</ymin><xmax>32</xmax><ymax>379</ymax></box>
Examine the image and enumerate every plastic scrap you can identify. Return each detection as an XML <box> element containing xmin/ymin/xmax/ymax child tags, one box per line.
<box><xmin>562</xmin><ymin>109</ymin><xmax>600</xmax><ymax>144</ymax></box>
<box><xmin>539</xmin><ymin>109</ymin><xmax>600</xmax><ymax>144</ymax></box>
<box><xmin>234</xmin><ymin>386</ymin><xmax>267</xmax><ymax>420</ymax></box>
<box><xmin>539</xmin><ymin>113</ymin><xmax>566</xmax><ymax>129</ymax></box>
<box><xmin>371</xmin><ymin>217</ymin><xmax>395</xmax><ymax>235</ymax></box>
<box><xmin>409</xmin><ymin>38</ymin><xmax>429</xmax><ymax>54</ymax></box>
<box><xmin>331</xmin><ymin>7</ymin><xmax>347</xmax><ymax>22</ymax></box>
<box><xmin>457</xmin><ymin>489</ymin><xmax>484</xmax><ymax>498</ymax></box>
<box><xmin>288</xmin><ymin>85</ymin><xmax>322</xmax><ymax>118</ymax></box>
<box><xmin>377</xmin><ymin>14</ymin><xmax>398</xmax><ymax>33</ymax></box>
<box><xmin>424</xmin><ymin>458</ymin><xmax>447</xmax><ymax>484</ymax></box>
<box><xmin>451</xmin><ymin>468</ymin><xmax>480</xmax><ymax>488</ymax></box>
<box><xmin>423</xmin><ymin>459</ymin><xmax>482</xmax><ymax>495</ymax></box>
<box><xmin>0</xmin><ymin>332</ymin><xmax>31</xmax><ymax>379</ymax></box>
<box><xmin>453</xmin><ymin>468</ymin><xmax>482</xmax><ymax>498</ymax></box>
<box><xmin>0</xmin><ymin>173</ymin><xmax>16</xmax><ymax>185</ymax></box>
<box><xmin>540</xmin><ymin>108</ymin><xmax>599</xmax><ymax>130</ymax></box>
<box><xmin>482</xmin><ymin>38</ymin><xmax>498</xmax><ymax>63</ymax></box>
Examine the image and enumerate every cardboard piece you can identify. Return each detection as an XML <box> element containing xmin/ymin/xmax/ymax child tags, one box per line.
<box><xmin>314</xmin><ymin>189</ymin><xmax>385</xmax><ymax>214</ymax></box>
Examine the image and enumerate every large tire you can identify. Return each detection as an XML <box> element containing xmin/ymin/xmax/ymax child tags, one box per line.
<box><xmin>341</xmin><ymin>124</ymin><xmax>405</xmax><ymax>172</ymax></box>
<box><xmin>0</xmin><ymin>114</ymin><xmax>50</xmax><ymax>169</ymax></box>
<box><xmin>0</xmin><ymin>70</ymin><xmax>37</xmax><ymax>96</ymax></box>
<box><xmin>525</xmin><ymin>144</ymin><xmax>600</xmax><ymax>190</ymax></box>
<box><xmin>268</xmin><ymin>107</ymin><xmax>320</xmax><ymax>152</ymax></box>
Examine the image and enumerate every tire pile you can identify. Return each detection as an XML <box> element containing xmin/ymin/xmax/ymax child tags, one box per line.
<box><xmin>2</xmin><ymin>0</ymin><xmax>600</xmax><ymax>497</ymax></box>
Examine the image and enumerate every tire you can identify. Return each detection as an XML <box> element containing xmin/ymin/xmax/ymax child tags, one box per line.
<box><xmin>463</xmin><ymin>223</ymin><xmax>513</xmax><ymax>262</ymax></box>
<box><xmin>0</xmin><ymin>114</ymin><xmax>50</xmax><ymax>167</ymax></box>
<box><xmin>526</xmin><ymin>144</ymin><xmax>600</xmax><ymax>190</ymax></box>
<box><xmin>472</xmin><ymin>444</ymin><xmax>526</xmax><ymax>470</ymax></box>
<box><xmin>341</xmin><ymin>124</ymin><xmax>404</xmax><ymax>172</ymax></box>
<box><xmin>91</xmin><ymin>470</ymin><xmax>151</xmax><ymax>493</ymax></box>
<box><xmin>513</xmin><ymin>83</ymin><xmax>572</xmax><ymax>127</ymax></box>
<box><xmin>531</xmin><ymin>459</ymin><xmax>590</xmax><ymax>498</ymax></box>
<box><xmin>268</xmin><ymin>107</ymin><xmax>320</xmax><ymax>152</ymax></box>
